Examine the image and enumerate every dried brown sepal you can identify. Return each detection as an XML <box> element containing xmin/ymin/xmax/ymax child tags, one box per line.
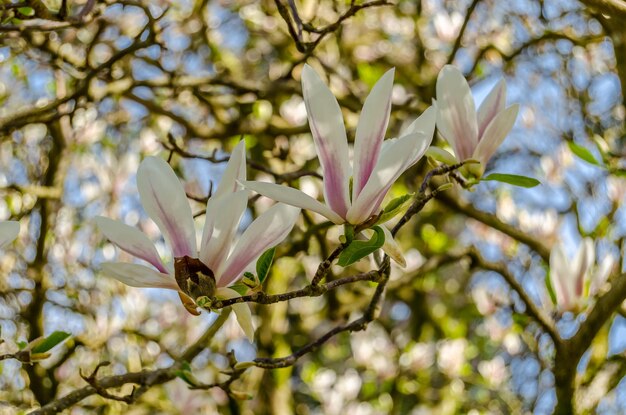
<box><xmin>174</xmin><ymin>256</ymin><xmax>217</xmax><ymax>305</ymax></box>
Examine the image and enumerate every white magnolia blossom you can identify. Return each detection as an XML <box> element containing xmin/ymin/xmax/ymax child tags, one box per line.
<box><xmin>0</xmin><ymin>221</ymin><xmax>19</xmax><ymax>248</ymax></box>
<box><xmin>243</xmin><ymin>64</ymin><xmax>436</xmax><ymax>266</ymax></box>
<box><xmin>96</xmin><ymin>141</ymin><xmax>300</xmax><ymax>341</ymax></box>
<box><xmin>549</xmin><ymin>238</ymin><xmax>616</xmax><ymax>313</ymax></box>
<box><xmin>433</xmin><ymin>65</ymin><xmax>519</xmax><ymax>177</ymax></box>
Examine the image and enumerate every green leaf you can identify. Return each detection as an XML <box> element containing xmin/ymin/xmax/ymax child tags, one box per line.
<box><xmin>377</xmin><ymin>194</ymin><xmax>413</xmax><ymax>224</ymax></box>
<box><xmin>229</xmin><ymin>284</ymin><xmax>249</xmax><ymax>295</ymax></box>
<box><xmin>337</xmin><ymin>226</ymin><xmax>386</xmax><ymax>267</ymax></box>
<box><xmin>31</xmin><ymin>331</ymin><xmax>70</xmax><ymax>354</ymax></box>
<box><xmin>174</xmin><ymin>369</ymin><xmax>198</xmax><ymax>387</ymax></box>
<box><xmin>256</xmin><ymin>248</ymin><xmax>275</xmax><ymax>283</ymax></box>
<box><xmin>17</xmin><ymin>341</ymin><xmax>27</xmax><ymax>350</ymax></box>
<box><xmin>482</xmin><ymin>173</ymin><xmax>540</xmax><ymax>188</ymax></box>
<box><xmin>17</xmin><ymin>7</ymin><xmax>34</xmax><ymax>16</ymax></box>
<box><xmin>568</xmin><ymin>142</ymin><xmax>602</xmax><ymax>167</ymax></box>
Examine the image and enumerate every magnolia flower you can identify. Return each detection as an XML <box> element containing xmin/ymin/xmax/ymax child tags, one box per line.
<box><xmin>96</xmin><ymin>141</ymin><xmax>299</xmax><ymax>341</ymax></box>
<box><xmin>433</xmin><ymin>65</ymin><xmax>519</xmax><ymax>177</ymax></box>
<box><xmin>0</xmin><ymin>221</ymin><xmax>19</xmax><ymax>248</ymax></box>
<box><xmin>243</xmin><ymin>64</ymin><xmax>436</xmax><ymax>266</ymax></box>
<box><xmin>549</xmin><ymin>238</ymin><xmax>616</xmax><ymax>313</ymax></box>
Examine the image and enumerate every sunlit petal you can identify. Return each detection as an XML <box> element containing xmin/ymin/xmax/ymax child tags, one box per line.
<box><xmin>436</xmin><ymin>65</ymin><xmax>478</xmax><ymax>160</ymax></box>
<box><xmin>218</xmin><ymin>203</ymin><xmax>300</xmax><ymax>287</ymax></box>
<box><xmin>301</xmin><ymin>64</ymin><xmax>351</xmax><ymax>218</ymax></box>
<box><xmin>242</xmin><ymin>180</ymin><xmax>344</xmax><ymax>224</ymax></box>
<box><xmin>200</xmin><ymin>191</ymin><xmax>248</xmax><ymax>271</ymax></box>
<box><xmin>214</xmin><ymin>140</ymin><xmax>247</xmax><ymax>198</ymax></box>
<box><xmin>0</xmin><ymin>221</ymin><xmax>19</xmax><ymax>248</ymax></box>
<box><xmin>574</xmin><ymin>238</ymin><xmax>594</xmax><ymax>297</ymax></box>
<box><xmin>95</xmin><ymin>216</ymin><xmax>167</xmax><ymax>273</ymax></box>
<box><xmin>477</xmin><ymin>79</ymin><xmax>506</xmax><ymax>139</ymax></box>
<box><xmin>353</xmin><ymin>68</ymin><xmax>395</xmax><ymax>200</ymax></box>
<box><xmin>472</xmin><ymin>104</ymin><xmax>519</xmax><ymax>165</ymax></box>
<box><xmin>137</xmin><ymin>157</ymin><xmax>197</xmax><ymax>258</ymax></box>
<box><xmin>100</xmin><ymin>262</ymin><xmax>178</xmax><ymax>290</ymax></box>
<box><xmin>347</xmin><ymin>132</ymin><xmax>432</xmax><ymax>224</ymax></box>
<box><xmin>590</xmin><ymin>254</ymin><xmax>616</xmax><ymax>295</ymax></box>
<box><xmin>216</xmin><ymin>287</ymin><xmax>255</xmax><ymax>342</ymax></box>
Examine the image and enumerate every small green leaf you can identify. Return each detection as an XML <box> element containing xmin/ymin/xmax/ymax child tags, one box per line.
<box><xmin>337</xmin><ymin>226</ymin><xmax>386</xmax><ymax>267</ymax></box>
<box><xmin>229</xmin><ymin>284</ymin><xmax>249</xmax><ymax>295</ymax></box>
<box><xmin>17</xmin><ymin>341</ymin><xmax>27</xmax><ymax>350</ymax></box>
<box><xmin>377</xmin><ymin>194</ymin><xmax>413</xmax><ymax>224</ymax></box>
<box><xmin>482</xmin><ymin>173</ymin><xmax>540</xmax><ymax>188</ymax></box>
<box><xmin>174</xmin><ymin>369</ymin><xmax>198</xmax><ymax>387</ymax></box>
<box><xmin>17</xmin><ymin>7</ymin><xmax>34</xmax><ymax>16</ymax></box>
<box><xmin>568</xmin><ymin>142</ymin><xmax>602</xmax><ymax>167</ymax></box>
<box><xmin>256</xmin><ymin>248</ymin><xmax>275</xmax><ymax>283</ymax></box>
<box><xmin>242</xmin><ymin>272</ymin><xmax>258</xmax><ymax>288</ymax></box>
<box><xmin>31</xmin><ymin>331</ymin><xmax>70</xmax><ymax>354</ymax></box>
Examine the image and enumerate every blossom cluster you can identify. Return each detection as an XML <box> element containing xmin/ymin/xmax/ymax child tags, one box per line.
<box><xmin>2</xmin><ymin>64</ymin><xmax>607</xmax><ymax>341</ymax></box>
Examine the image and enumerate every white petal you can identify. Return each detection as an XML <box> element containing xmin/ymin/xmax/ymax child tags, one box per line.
<box><xmin>216</xmin><ymin>287</ymin><xmax>255</xmax><ymax>342</ymax></box>
<box><xmin>301</xmin><ymin>64</ymin><xmax>351</xmax><ymax>218</ymax></box>
<box><xmin>137</xmin><ymin>157</ymin><xmax>197</xmax><ymax>258</ymax></box>
<box><xmin>347</xmin><ymin>132</ymin><xmax>432</xmax><ymax>224</ymax></box>
<box><xmin>363</xmin><ymin>225</ymin><xmax>406</xmax><ymax>267</ymax></box>
<box><xmin>218</xmin><ymin>203</ymin><xmax>299</xmax><ymax>287</ymax></box>
<box><xmin>242</xmin><ymin>180</ymin><xmax>344</xmax><ymax>224</ymax></box>
<box><xmin>95</xmin><ymin>216</ymin><xmax>167</xmax><ymax>273</ymax></box>
<box><xmin>199</xmin><ymin>191</ymin><xmax>248</xmax><ymax>272</ymax></box>
<box><xmin>0</xmin><ymin>221</ymin><xmax>19</xmax><ymax>248</ymax></box>
<box><xmin>353</xmin><ymin>68</ymin><xmax>395</xmax><ymax>200</ymax></box>
<box><xmin>436</xmin><ymin>65</ymin><xmax>478</xmax><ymax>161</ymax></box>
<box><xmin>100</xmin><ymin>262</ymin><xmax>178</xmax><ymax>290</ymax></box>
<box><xmin>472</xmin><ymin>104</ymin><xmax>519</xmax><ymax>165</ymax></box>
<box><xmin>550</xmin><ymin>243</ymin><xmax>573</xmax><ymax>311</ymax></box>
<box><xmin>214</xmin><ymin>140</ymin><xmax>247</xmax><ymax>198</ymax></box>
<box><xmin>477</xmin><ymin>79</ymin><xmax>507</xmax><ymax>138</ymax></box>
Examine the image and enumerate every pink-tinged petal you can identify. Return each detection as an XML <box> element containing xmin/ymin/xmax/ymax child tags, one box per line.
<box><xmin>472</xmin><ymin>105</ymin><xmax>519</xmax><ymax>165</ymax></box>
<box><xmin>363</xmin><ymin>225</ymin><xmax>406</xmax><ymax>267</ymax></box>
<box><xmin>550</xmin><ymin>243</ymin><xmax>573</xmax><ymax>311</ymax></box>
<box><xmin>242</xmin><ymin>180</ymin><xmax>344</xmax><ymax>224</ymax></box>
<box><xmin>216</xmin><ymin>287</ymin><xmax>255</xmax><ymax>342</ymax></box>
<box><xmin>199</xmin><ymin>191</ymin><xmax>248</xmax><ymax>272</ymax></box>
<box><xmin>353</xmin><ymin>68</ymin><xmax>395</xmax><ymax>200</ymax></box>
<box><xmin>100</xmin><ymin>262</ymin><xmax>178</xmax><ymax>290</ymax></box>
<box><xmin>347</xmin><ymin>132</ymin><xmax>432</xmax><ymax>224</ymax></box>
<box><xmin>217</xmin><ymin>203</ymin><xmax>300</xmax><ymax>287</ymax></box>
<box><xmin>95</xmin><ymin>216</ymin><xmax>167</xmax><ymax>273</ymax></box>
<box><xmin>137</xmin><ymin>157</ymin><xmax>197</xmax><ymax>258</ymax></box>
<box><xmin>477</xmin><ymin>79</ymin><xmax>507</xmax><ymax>139</ymax></box>
<box><xmin>436</xmin><ymin>65</ymin><xmax>478</xmax><ymax>160</ymax></box>
<box><xmin>0</xmin><ymin>221</ymin><xmax>19</xmax><ymax>248</ymax></box>
<box><xmin>301</xmin><ymin>64</ymin><xmax>351</xmax><ymax>218</ymax></box>
<box><xmin>214</xmin><ymin>140</ymin><xmax>247</xmax><ymax>198</ymax></box>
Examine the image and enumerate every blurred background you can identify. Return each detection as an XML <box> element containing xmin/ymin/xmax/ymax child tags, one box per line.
<box><xmin>0</xmin><ymin>0</ymin><xmax>625</xmax><ymax>413</ymax></box>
